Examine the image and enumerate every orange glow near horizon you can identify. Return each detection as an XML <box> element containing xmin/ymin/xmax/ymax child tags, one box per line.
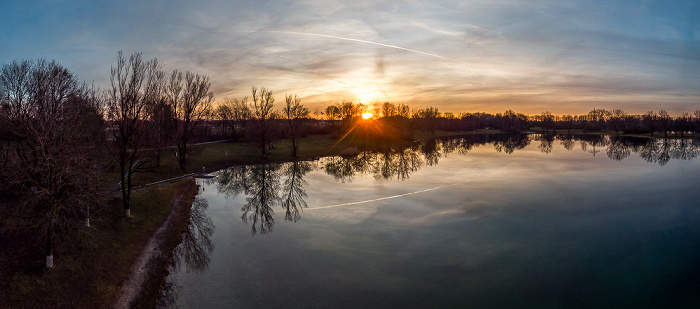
<box><xmin>362</xmin><ymin>112</ymin><xmax>373</xmax><ymax>119</ymax></box>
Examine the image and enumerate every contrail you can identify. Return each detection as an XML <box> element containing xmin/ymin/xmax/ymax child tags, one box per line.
<box><xmin>263</xmin><ymin>30</ymin><xmax>464</xmax><ymax>63</ymax></box>
<box><xmin>306</xmin><ymin>181</ymin><xmax>470</xmax><ymax>211</ymax></box>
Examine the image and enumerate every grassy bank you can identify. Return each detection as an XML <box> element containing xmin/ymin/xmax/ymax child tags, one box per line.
<box><xmin>0</xmin><ymin>180</ymin><xmax>198</xmax><ymax>309</ymax></box>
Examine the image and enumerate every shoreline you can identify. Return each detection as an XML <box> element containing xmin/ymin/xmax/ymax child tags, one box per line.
<box><xmin>115</xmin><ymin>180</ymin><xmax>200</xmax><ymax>309</ymax></box>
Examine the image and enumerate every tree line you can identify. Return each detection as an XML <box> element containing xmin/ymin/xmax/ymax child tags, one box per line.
<box><xmin>316</xmin><ymin>103</ymin><xmax>700</xmax><ymax>136</ymax></box>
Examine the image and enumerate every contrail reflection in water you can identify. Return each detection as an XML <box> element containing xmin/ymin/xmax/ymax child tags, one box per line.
<box><xmin>307</xmin><ymin>181</ymin><xmax>470</xmax><ymax>211</ymax></box>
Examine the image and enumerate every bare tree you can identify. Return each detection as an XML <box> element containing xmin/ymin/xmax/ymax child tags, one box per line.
<box><xmin>146</xmin><ymin>99</ymin><xmax>176</xmax><ymax>167</ymax></box>
<box><xmin>585</xmin><ymin>108</ymin><xmax>609</xmax><ymax>131</ymax></box>
<box><xmin>283</xmin><ymin>94</ymin><xmax>309</xmax><ymax>157</ymax></box>
<box><xmin>140</xmin><ymin>67</ymin><xmax>174</xmax><ymax>167</ymax></box>
<box><xmin>324</xmin><ymin>104</ymin><xmax>340</xmax><ymax>121</ymax></box>
<box><xmin>396</xmin><ymin>103</ymin><xmax>411</xmax><ymax>118</ymax></box>
<box><xmin>1</xmin><ymin>59</ymin><xmax>107</xmax><ymax>268</ymax></box>
<box><xmin>609</xmin><ymin>109</ymin><xmax>627</xmax><ymax>134</ymax></box>
<box><xmin>324</xmin><ymin>104</ymin><xmax>341</xmax><ymax>132</ymax></box>
<box><xmin>214</xmin><ymin>103</ymin><xmax>232</xmax><ymax>137</ymax></box>
<box><xmin>413</xmin><ymin>106</ymin><xmax>441</xmax><ymax>135</ymax></box>
<box><xmin>643</xmin><ymin>111</ymin><xmax>656</xmax><ymax>135</ymax></box>
<box><xmin>381</xmin><ymin>102</ymin><xmax>396</xmax><ymax>118</ymax></box>
<box><xmin>338</xmin><ymin>100</ymin><xmax>358</xmax><ymax>120</ymax></box>
<box><xmin>0</xmin><ymin>60</ymin><xmax>32</xmax><ymax>120</ymax></box>
<box><xmin>168</xmin><ymin>70</ymin><xmax>213</xmax><ymax>170</ymax></box>
<box><xmin>250</xmin><ymin>86</ymin><xmax>275</xmax><ymax>158</ymax></box>
<box><xmin>658</xmin><ymin>110</ymin><xmax>671</xmax><ymax>137</ymax></box>
<box><xmin>561</xmin><ymin>114</ymin><xmax>575</xmax><ymax>133</ymax></box>
<box><xmin>107</xmin><ymin>51</ymin><xmax>162</xmax><ymax>218</ymax></box>
<box><xmin>675</xmin><ymin>112</ymin><xmax>691</xmax><ymax>137</ymax></box>
<box><xmin>267</xmin><ymin>110</ymin><xmax>283</xmax><ymax>151</ymax></box>
<box><xmin>231</xmin><ymin>97</ymin><xmax>251</xmax><ymax>138</ymax></box>
<box><xmin>220</xmin><ymin>96</ymin><xmax>250</xmax><ymax>140</ymax></box>
<box><xmin>540</xmin><ymin>111</ymin><xmax>555</xmax><ymax>133</ymax></box>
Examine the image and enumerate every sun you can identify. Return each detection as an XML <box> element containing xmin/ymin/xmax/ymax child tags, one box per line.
<box><xmin>362</xmin><ymin>112</ymin><xmax>373</xmax><ymax>119</ymax></box>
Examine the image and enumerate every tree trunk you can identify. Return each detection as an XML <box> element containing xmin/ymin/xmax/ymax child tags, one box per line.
<box><xmin>261</xmin><ymin>131</ymin><xmax>267</xmax><ymax>158</ymax></box>
<box><xmin>45</xmin><ymin>230</ymin><xmax>53</xmax><ymax>268</ymax></box>
<box><xmin>122</xmin><ymin>181</ymin><xmax>131</xmax><ymax>219</ymax></box>
<box><xmin>179</xmin><ymin>146</ymin><xmax>187</xmax><ymax>170</ymax></box>
<box><xmin>120</xmin><ymin>154</ymin><xmax>132</xmax><ymax>219</ymax></box>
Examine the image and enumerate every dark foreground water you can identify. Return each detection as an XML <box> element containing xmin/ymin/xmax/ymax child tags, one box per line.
<box><xmin>159</xmin><ymin>135</ymin><xmax>700</xmax><ymax>308</ymax></box>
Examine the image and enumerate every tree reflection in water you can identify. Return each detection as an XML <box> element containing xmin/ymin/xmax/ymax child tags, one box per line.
<box><xmin>171</xmin><ymin>196</ymin><xmax>215</xmax><ymax>273</ymax></box>
<box><xmin>606</xmin><ymin>136</ymin><xmax>633</xmax><ymax>160</ymax></box>
<box><xmin>421</xmin><ymin>138</ymin><xmax>441</xmax><ymax>166</ymax></box>
<box><xmin>156</xmin><ymin>281</ymin><xmax>180</xmax><ymax>309</ymax></box>
<box><xmin>579</xmin><ymin>134</ymin><xmax>608</xmax><ymax>157</ymax></box>
<box><xmin>372</xmin><ymin>146</ymin><xmax>423</xmax><ymax>181</ymax></box>
<box><xmin>240</xmin><ymin>164</ymin><xmax>281</xmax><ymax>234</ymax></box>
<box><xmin>216</xmin><ymin>162</ymin><xmax>315</xmax><ymax>234</ymax></box>
<box><xmin>281</xmin><ymin>161</ymin><xmax>313</xmax><ymax>222</ymax></box>
<box><xmin>323</xmin><ymin>151</ymin><xmax>374</xmax><ymax>183</ymax></box>
<box><xmin>213</xmin><ymin>134</ymin><xmax>699</xmax><ymax>234</ymax></box>
<box><xmin>158</xmin><ymin>196</ymin><xmax>215</xmax><ymax>309</ymax></box>
<box><xmin>492</xmin><ymin>134</ymin><xmax>530</xmax><ymax>154</ymax></box>
<box><xmin>639</xmin><ymin>138</ymin><xmax>700</xmax><ymax>166</ymax></box>
<box><xmin>534</xmin><ymin>133</ymin><xmax>555</xmax><ymax>154</ymax></box>
<box><xmin>557</xmin><ymin>134</ymin><xmax>576</xmax><ymax>151</ymax></box>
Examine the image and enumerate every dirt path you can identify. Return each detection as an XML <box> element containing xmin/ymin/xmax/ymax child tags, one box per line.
<box><xmin>114</xmin><ymin>181</ymin><xmax>194</xmax><ymax>309</ymax></box>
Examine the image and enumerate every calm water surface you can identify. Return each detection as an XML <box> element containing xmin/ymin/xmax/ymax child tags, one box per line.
<box><xmin>159</xmin><ymin>135</ymin><xmax>700</xmax><ymax>308</ymax></box>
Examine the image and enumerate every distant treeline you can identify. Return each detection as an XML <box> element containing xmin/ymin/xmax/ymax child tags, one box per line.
<box><xmin>316</xmin><ymin>103</ymin><xmax>700</xmax><ymax>136</ymax></box>
<box><xmin>207</xmin><ymin>100</ymin><xmax>700</xmax><ymax>145</ymax></box>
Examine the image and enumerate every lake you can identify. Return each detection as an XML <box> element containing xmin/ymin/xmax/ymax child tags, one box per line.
<box><xmin>159</xmin><ymin>134</ymin><xmax>700</xmax><ymax>308</ymax></box>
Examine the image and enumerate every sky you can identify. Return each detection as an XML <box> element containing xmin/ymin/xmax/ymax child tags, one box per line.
<box><xmin>1</xmin><ymin>0</ymin><xmax>699</xmax><ymax>115</ymax></box>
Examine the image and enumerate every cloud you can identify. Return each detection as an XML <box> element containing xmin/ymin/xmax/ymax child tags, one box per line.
<box><xmin>1</xmin><ymin>0</ymin><xmax>698</xmax><ymax>114</ymax></box>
